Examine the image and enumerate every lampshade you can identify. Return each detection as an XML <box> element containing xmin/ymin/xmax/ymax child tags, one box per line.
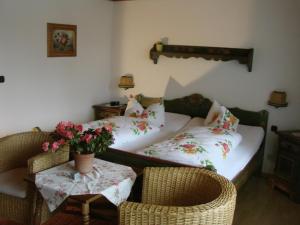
<box><xmin>268</xmin><ymin>91</ymin><xmax>288</xmax><ymax>108</ymax></box>
<box><xmin>118</xmin><ymin>75</ymin><xmax>134</xmax><ymax>89</ymax></box>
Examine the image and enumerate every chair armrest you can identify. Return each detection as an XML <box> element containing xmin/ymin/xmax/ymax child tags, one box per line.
<box><xmin>27</xmin><ymin>145</ymin><xmax>70</xmax><ymax>174</ymax></box>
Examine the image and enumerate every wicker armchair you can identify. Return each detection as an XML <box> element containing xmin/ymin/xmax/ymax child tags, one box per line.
<box><xmin>119</xmin><ymin>167</ymin><xmax>237</xmax><ymax>225</ymax></box>
<box><xmin>0</xmin><ymin>131</ymin><xmax>69</xmax><ymax>225</ymax></box>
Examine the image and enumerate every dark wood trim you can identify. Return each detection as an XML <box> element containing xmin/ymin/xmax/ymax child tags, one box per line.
<box><xmin>150</xmin><ymin>44</ymin><xmax>254</xmax><ymax>72</ymax></box>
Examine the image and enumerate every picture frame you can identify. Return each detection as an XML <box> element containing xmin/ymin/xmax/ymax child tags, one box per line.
<box><xmin>47</xmin><ymin>23</ymin><xmax>77</xmax><ymax>57</ymax></box>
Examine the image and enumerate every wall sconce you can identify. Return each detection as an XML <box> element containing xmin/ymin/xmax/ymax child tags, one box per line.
<box><xmin>268</xmin><ymin>91</ymin><xmax>288</xmax><ymax>108</ymax></box>
<box><xmin>118</xmin><ymin>75</ymin><xmax>135</xmax><ymax>89</ymax></box>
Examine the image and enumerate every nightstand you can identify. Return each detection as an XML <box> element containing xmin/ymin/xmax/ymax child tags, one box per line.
<box><xmin>92</xmin><ymin>103</ymin><xmax>126</xmax><ymax>120</ymax></box>
<box><xmin>271</xmin><ymin>128</ymin><xmax>300</xmax><ymax>202</ymax></box>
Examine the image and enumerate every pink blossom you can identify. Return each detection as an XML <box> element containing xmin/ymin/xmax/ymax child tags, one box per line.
<box><xmin>104</xmin><ymin>124</ymin><xmax>113</xmax><ymax>133</ymax></box>
<box><xmin>42</xmin><ymin>142</ymin><xmax>50</xmax><ymax>152</ymax></box>
<box><xmin>82</xmin><ymin>134</ymin><xmax>93</xmax><ymax>143</ymax></box>
<box><xmin>65</xmin><ymin>131</ymin><xmax>74</xmax><ymax>139</ymax></box>
<box><xmin>51</xmin><ymin>142</ymin><xmax>60</xmax><ymax>152</ymax></box>
<box><xmin>58</xmin><ymin>139</ymin><xmax>65</xmax><ymax>145</ymax></box>
<box><xmin>95</xmin><ymin>128</ymin><xmax>101</xmax><ymax>135</ymax></box>
<box><xmin>75</xmin><ymin>124</ymin><xmax>83</xmax><ymax>132</ymax></box>
<box><xmin>55</xmin><ymin>121</ymin><xmax>76</xmax><ymax>137</ymax></box>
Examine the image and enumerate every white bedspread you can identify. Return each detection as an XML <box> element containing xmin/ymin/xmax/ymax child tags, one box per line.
<box><xmin>136</xmin><ymin>126</ymin><xmax>242</xmax><ymax>171</ymax></box>
<box><xmin>110</xmin><ymin>112</ymin><xmax>192</xmax><ymax>151</ymax></box>
<box><xmin>82</xmin><ymin>116</ymin><xmax>160</xmax><ymax>148</ymax></box>
<box><xmin>188</xmin><ymin>118</ymin><xmax>264</xmax><ymax>180</ymax></box>
<box><xmin>82</xmin><ymin>112</ymin><xmax>191</xmax><ymax>150</ymax></box>
<box><xmin>134</xmin><ymin>117</ymin><xmax>265</xmax><ymax>181</ymax></box>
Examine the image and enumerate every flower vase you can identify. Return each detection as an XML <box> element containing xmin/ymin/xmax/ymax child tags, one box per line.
<box><xmin>74</xmin><ymin>153</ymin><xmax>95</xmax><ymax>174</ymax></box>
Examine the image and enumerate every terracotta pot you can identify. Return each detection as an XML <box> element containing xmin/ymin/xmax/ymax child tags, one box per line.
<box><xmin>74</xmin><ymin>153</ymin><xmax>95</xmax><ymax>174</ymax></box>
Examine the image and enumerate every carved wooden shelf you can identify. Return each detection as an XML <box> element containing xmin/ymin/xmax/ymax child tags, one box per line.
<box><xmin>150</xmin><ymin>44</ymin><xmax>254</xmax><ymax>72</ymax></box>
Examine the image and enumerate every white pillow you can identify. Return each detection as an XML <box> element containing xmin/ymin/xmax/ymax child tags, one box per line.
<box><xmin>204</xmin><ymin>100</ymin><xmax>222</xmax><ymax>126</ymax></box>
<box><xmin>143</xmin><ymin>103</ymin><xmax>165</xmax><ymax>127</ymax></box>
<box><xmin>125</xmin><ymin>99</ymin><xmax>165</xmax><ymax>127</ymax></box>
<box><xmin>124</xmin><ymin>98</ymin><xmax>144</xmax><ymax>117</ymax></box>
<box><xmin>204</xmin><ymin>100</ymin><xmax>239</xmax><ymax>132</ymax></box>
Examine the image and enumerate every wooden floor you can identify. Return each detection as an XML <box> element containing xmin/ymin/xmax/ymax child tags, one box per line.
<box><xmin>1</xmin><ymin>176</ymin><xmax>300</xmax><ymax>225</ymax></box>
<box><xmin>233</xmin><ymin>176</ymin><xmax>300</xmax><ymax>225</ymax></box>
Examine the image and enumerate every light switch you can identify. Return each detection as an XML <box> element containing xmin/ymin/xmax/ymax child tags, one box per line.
<box><xmin>0</xmin><ymin>75</ymin><xmax>5</xmax><ymax>83</ymax></box>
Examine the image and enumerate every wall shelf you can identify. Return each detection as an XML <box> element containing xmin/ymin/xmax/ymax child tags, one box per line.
<box><xmin>150</xmin><ymin>44</ymin><xmax>254</xmax><ymax>72</ymax></box>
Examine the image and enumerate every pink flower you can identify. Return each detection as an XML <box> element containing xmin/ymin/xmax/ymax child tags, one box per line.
<box><xmin>75</xmin><ymin>124</ymin><xmax>83</xmax><ymax>132</ymax></box>
<box><xmin>42</xmin><ymin>142</ymin><xmax>50</xmax><ymax>152</ymax></box>
<box><xmin>95</xmin><ymin>128</ymin><xmax>101</xmax><ymax>135</ymax></box>
<box><xmin>82</xmin><ymin>134</ymin><xmax>93</xmax><ymax>143</ymax></box>
<box><xmin>51</xmin><ymin>142</ymin><xmax>60</xmax><ymax>152</ymax></box>
<box><xmin>65</xmin><ymin>131</ymin><xmax>74</xmax><ymax>139</ymax></box>
<box><xmin>55</xmin><ymin>121</ymin><xmax>76</xmax><ymax>137</ymax></box>
<box><xmin>58</xmin><ymin>139</ymin><xmax>65</xmax><ymax>145</ymax></box>
<box><xmin>104</xmin><ymin>124</ymin><xmax>113</xmax><ymax>133</ymax></box>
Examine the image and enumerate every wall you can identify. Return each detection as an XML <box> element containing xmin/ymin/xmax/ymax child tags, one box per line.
<box><xmin>111</xmin><ymin>0</ymin><xmax>300</xmax><ymax>172</ymax></box>
<box><xmin>0</xmin><ymin>0</ymin><xmax>114</xmax><ymax>136</ymax></box>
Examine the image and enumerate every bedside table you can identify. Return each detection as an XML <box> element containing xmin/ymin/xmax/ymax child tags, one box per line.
<box><xmin>271</xmin><ymin>129</ymin><xmax>300</xmax><ymax>202</ymax></box>
<box><xmin>92</xmin><ymin>103</ymin><xmax>126</xmax><ymax>120</ymax></box>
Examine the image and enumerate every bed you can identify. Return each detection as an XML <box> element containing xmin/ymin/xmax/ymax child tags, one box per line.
<box><xmin>98</xmin><ymin>93</ymin><xmax>268</xmax><ymax>190</ymax></box>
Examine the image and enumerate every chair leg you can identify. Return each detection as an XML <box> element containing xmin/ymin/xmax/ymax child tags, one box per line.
<box><xmin>31</xmin><ymin>191</ymin><xmax>44</xmax><ymax>225</ymax></box>
<box><xmin>82</xmin><ymin>203</ymin><xmax>90</xmax><ymax>225</ymax></box>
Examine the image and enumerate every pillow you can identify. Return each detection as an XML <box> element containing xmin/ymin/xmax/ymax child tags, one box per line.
<box><xmin>124</xmin><ymin>98</ymin><xmax>144</xmax><ymax>117</ymax></box>
<box><xmin>204</xmin><ymin>100</ymin><xmax>222</xmax><ymax>126</ymax></box>
<box><xmin>125</xmin><ymin>98</ymin><xmax>165</xmax><ymax>127</ymax></box>
<box><xmin>143</xmin><ymin>103</ymin><xmax>165</xmax><ymax>127</ymax></box>
<box><xmin>135</xmin><ymin>94</ymin><xmax>163</xmax><ymax>108</ymax></box>
<box><xmin>205</xmin><ymin>100</ymin><xmax>239</xmax><ymax>132</ymax></box>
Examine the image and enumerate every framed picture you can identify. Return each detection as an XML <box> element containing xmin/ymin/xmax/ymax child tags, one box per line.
<box><xmin>47</xmin><ymin>23</ymin><xmax>77</xmax><ymax>57</ymax></box>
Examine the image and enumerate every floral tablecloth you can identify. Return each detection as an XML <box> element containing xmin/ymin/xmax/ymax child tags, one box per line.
<box><xmin>35</xmin><ymin>159</ymin><xmax>137</xmax><ymax>212</ymax></box>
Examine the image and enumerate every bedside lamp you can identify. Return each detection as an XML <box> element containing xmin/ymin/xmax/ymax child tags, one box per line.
<box><xmin>268</xmin><ymin>91</ymin><xmax>288</xmax><ymax>108</ymax></box>
<box><xmin>118</xmin><ymin>75</ymin><xmax>135</xmax><ymax>90</ymax></box>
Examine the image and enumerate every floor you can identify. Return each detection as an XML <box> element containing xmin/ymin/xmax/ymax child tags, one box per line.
<box><xmin>233</xmin><ymin>176</ymin><xmax>300</xmax><ymax>225</ymax></box>
<box><xmin>1</xmin><ymin>176</ymin><xmax>300</xmax><ymax>225</ymax></box>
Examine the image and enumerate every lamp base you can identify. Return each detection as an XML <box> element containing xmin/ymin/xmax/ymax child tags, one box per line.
<box><xmin>268</xmin><ymin>101</ymin><xmax>288</xmax><ymax>108</ymax></box>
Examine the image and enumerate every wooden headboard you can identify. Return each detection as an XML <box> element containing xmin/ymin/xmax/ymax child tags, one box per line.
<box><xmin>164</xmin><ymin>93</ymin><xmax>268</xmax><ymax>132</ymax></box>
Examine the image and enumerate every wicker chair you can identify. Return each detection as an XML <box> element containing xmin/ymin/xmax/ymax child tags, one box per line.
<box><xmin>119</xmin><ymin>167</ymin><xmax>237</xmax><ymax>225</ymax></box>
<box><xmin>0</xmin><ymin>131</ymin><xmax>69</xmax><ymax>225</ymax></box>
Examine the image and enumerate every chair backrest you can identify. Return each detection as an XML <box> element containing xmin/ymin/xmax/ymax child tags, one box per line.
<box><xmin>142</xmin><ymin>167</ymin><xmax>234</xmax><ymax>207</ymax></box>
<box><xmin>0</xmin><ymin>132</ymin><xmax>51</xmax><ymax>172</ymax></box>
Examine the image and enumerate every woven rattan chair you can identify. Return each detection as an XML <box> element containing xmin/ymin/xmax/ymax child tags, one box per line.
<box><xmin>0</xmin><ymin>131</ymin><xmax>69</xmax><ymax>225</ymax></box>
<box><xmin>119</xmin><ymin>167</ymin><xmax>237</xmax><ymax>225</ymax></box>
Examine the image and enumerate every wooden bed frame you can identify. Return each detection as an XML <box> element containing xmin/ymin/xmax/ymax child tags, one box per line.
<box><xmin>99</xmin><ymin>93</ymin><xmax>268</xmax><ymax>190</ymax></box>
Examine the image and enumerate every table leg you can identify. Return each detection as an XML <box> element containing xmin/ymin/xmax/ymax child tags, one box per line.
<box><xmin>82</xmin><ymin>202</ymin><xmax>90</xmax><ymax>225</ymax></box>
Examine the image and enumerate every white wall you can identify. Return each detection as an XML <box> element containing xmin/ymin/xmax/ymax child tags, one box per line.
<box><xmin>0</xmin><ymin>0</ymin><xmax>114</xmax><ymax>136</ymax></box>
<box><xmin>111</xmin><ymin>0</ymin><xmax>300</xmax><ymax>172</ymax></box>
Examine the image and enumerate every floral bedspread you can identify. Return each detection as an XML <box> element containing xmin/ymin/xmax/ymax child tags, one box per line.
<box><xmin>35</xmin><ymin>159</ymin><xmax>136</xmax><ymax>212</ymax></box>
<box><xmin>136</xmin><ymin>127</ymin><xmax>242</xmax><ymax>171</ymax></box>
<box><xmin>82</xmin><ymin>116</ymin><xmax>160</xmax><ymax>148</ymax></box>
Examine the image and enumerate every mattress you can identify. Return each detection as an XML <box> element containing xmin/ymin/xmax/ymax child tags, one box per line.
<box><xmin>113</xmin><ymin>112</ymin><xmax>191</xmax><ymax>151</ymax></box>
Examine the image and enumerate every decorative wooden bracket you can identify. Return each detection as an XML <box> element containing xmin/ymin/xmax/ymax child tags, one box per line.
<box><xmin>150</xmin><ymin>44</ymin><xmax>254</xmax><ymax>72</ymax></box>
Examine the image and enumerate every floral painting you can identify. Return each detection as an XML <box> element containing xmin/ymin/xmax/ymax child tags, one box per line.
<box><xmin>47</xmin><ymin>23</ymin><xmax>77</xmax><ymax>57</ymax></box>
